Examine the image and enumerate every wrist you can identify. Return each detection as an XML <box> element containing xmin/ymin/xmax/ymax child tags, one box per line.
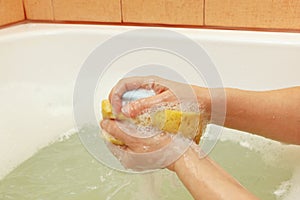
<box><xmin>168</xmin><ymin>147</ymin><xmax>194</xmax><ymax>173</ymax></box>
<box><xmin>192</xmin><ymin>85</ymin><xmax>211</xmax><ymax>122</ymax></box>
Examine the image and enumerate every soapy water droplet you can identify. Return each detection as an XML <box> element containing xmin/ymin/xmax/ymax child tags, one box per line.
<box><xmin>99</xmin><ymin>175</ymin><xmax>106</xmax><ymax>182</ymax></box>
<box><xmin>107</xmin><ymin>170</ymin><xmax>113</xmax><ymax>176</ymax></box>
<box><xmin>142</xmin><ymin>146</ymin><xmax>150</xmax><ymax>151</ymax></box>
<box><xmin>86</xmin><ymin>186</ymin><xmax>98</xmax><ymax>190</ymax></box>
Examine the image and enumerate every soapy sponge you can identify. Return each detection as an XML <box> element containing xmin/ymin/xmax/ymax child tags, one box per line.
<box><xmin>101</xmin><ymin>100</ymin><xmax>204</xmax><ymax>145</ymax></box>
<box><xmin>101</xmin><ymin>99</ymin><xmax>116</xmax><ymax>119</ymax></box>
<box><xmin>152</xmin><ymin>110</ymin><xmax>204</xmax><ymax>144</ymax></box>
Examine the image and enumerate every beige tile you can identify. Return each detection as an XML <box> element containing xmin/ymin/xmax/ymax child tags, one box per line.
<box><xmin>24</xmin><ymin>0</ymin><xmax>53</xmax><ymax>20</ymax></box>
<box><xmin>53</xmin><ymin>0</ymin><xmax>121</xmax><ymax>22</ymax></box>
<box><xmin>0</xmin><ymin>0</ymin><xmax>25</xmax><ymax>26</ymax></box>
<box><xmin>205</xmin><ymin>0</ymin><xmax>300</xmax><ymax>29</ymax></box>
<box><xmin>122</xmin><ymin>0</ymin><xmax>203</xmax><ymax>25</ymax></box>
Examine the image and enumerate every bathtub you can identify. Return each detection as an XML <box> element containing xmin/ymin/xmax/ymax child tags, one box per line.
<box><xmin>0</xmin><ymin>23</ymin><xmax>300</xmax><ymax>199</ymax></box>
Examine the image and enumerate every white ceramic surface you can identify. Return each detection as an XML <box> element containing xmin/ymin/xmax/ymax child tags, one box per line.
<box><xmin>0</xmin><ymin>23</ymin><xmax>300</xmax><ymax>182</ymax></box>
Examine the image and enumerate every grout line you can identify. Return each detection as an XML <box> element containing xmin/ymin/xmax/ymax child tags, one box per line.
<box><xmin>51</xmin><ymin>0</ymin><xmax>55</xmax><ymax>21</ymax></box>
<box><xmin>120</xmin><ymin>0</ymin><xmax>124</xmax><ymax>23</ymax></box>
<box><xmin>0</xmin><ymin>20</ymin><xmax>26</xmax><ymax>29</ymax></box>
<box><xmin>203</xmin><ymin>0</ymin><xmax>206</xmax><ymax>26</ymax></box>
<box><xmin>2</xmin><ymin>20</ymin><xmax>300</xmax><ymax>34</ymax></box>
<box><xmin>22</xmin><ymin>0</ymin><xmax>27</xmax><ymax>20</ymax></box>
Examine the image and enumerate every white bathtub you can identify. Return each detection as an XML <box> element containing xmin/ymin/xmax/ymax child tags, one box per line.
<box><xmin>1</xmin><ymin>23</ymin><xmax>300</xmax><ymax>199</ymax></box>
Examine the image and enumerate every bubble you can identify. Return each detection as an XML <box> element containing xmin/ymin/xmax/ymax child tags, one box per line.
<box><xmin>274</xmin><ymin>180</ymin><xmax>292</xmax><ymax>198</ymax></box>
<box><xmin>121</xmin><ymin>101</ymin><xmax>206</xmax><ymax>143</ymax></box>
<box><xmin>142</xmin><ymin>146</ymin><xmax>150</xmax><ymax>151</ymax></box>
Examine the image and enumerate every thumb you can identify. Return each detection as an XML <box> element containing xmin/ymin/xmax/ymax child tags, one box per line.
<box><xmin>121</xmin><ymin>90</ymin><xmax>176</xmax><ymax>117</ymax></box>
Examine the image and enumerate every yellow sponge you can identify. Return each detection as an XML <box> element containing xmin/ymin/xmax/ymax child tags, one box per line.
<box><xmin>101</xmin><ymin>99</ymin><xmax>115</xmax><ymax>119</ymax></box>
<box><xmin>152</xmin><ymin>110</ymin><xmax>204</xmax><ymax>144</ymax></box>
<box><xmin>101</xmin><ymin>100</ymin><xmax>125</xmax><ymax>145</ymax></box>
<box><xmin>101</xmin><ymin>100</ymin><xmax>204</xmax><ymax>145</ymax></box>
<box><xmin>102</xmin><ymin>130</ymin><xmax>125</xmax><ymax>145</ymax></box>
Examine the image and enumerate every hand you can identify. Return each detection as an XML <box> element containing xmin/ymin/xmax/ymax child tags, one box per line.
<box><xmin>100</xmin><ymin>119</ymin><xmax>192</xmax><ymax>171</ymax></box>
<box><xmin>103</xmin><ymin>76</ymin><xmax>211</xmax><ymax>171</ymax></box>
<box><xmin>109</xmin><ymin>76</ymin><xmax>211</xmax><ymax>119</ymax></box>
<box><xmin>101</xmin><ymin>119</ymin><xmax>171</xmax><ymax>152</ymax></box>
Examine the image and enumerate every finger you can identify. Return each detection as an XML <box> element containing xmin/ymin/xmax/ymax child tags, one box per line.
<box><xmin>106</xmin><ymin>141</ymin><xmax>127</xmax><ymax>156</ymax></box>
<box><xmin>122</xmin><ymin>90</ymin><xmax>177</xmax><ymax>117</ymax></box>
<box><xmin>109</xmin><ymin>76</ymin><xmax>168</xmax><ymax>114</ymax></box>
<box><xmin>101</xmin><ymin>119</ymin><xmax>171</xmax><ymax>153</ymax></box>
<box><xmin>108</xmin><ymin>85</ymin><xmax>123</xmax><ymax>115</ymax></box>
<box><xmin>101</xmin><ymin>119</ymin><xmax>152</xmax><ymax>152</ymax></box>
<box><xmin>106</xmin><ymin>143</ymin><xmax>145</xmax><ymax>170</ymax></box>
<box><xmin>100</xmin><ymin>119</ymin><xmax>134</xmax><ymax>144</ymax></box>
<box><xmin>108</xmin><ymin>77</ymin><xmax>152</xmax><ymax>114</ymax></box>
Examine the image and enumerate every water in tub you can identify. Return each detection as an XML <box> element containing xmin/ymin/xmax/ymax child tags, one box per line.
<box><xmin>1</xmin><ymin>125</ymin><xmax>300</xmax><ymax>200</ymax></box>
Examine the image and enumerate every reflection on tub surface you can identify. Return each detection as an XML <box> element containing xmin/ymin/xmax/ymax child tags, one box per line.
<box><xmin>1</xmin><ymin>127</ymin><xmax>299</xmax><ymax>200</ymax></box>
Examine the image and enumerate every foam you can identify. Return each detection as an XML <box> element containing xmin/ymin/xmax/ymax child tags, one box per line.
<box><xmin>274</xmin><ymin>180</ymin><xmax>292</xmax><ymax>199</ymax></box>
<box><xmin>283</xmin><ymin>167</ymin><xmax>300</xmax><ymax>200</ymax></box>
<box><xmin>58</xmin><ymin>128</ymin><xmax>78</xmax><ymax>142</ymax></box>
<box><xmin>123</xmin><ymin>101</ymin><xmax>203</xmax><ymax>139</ymax></box>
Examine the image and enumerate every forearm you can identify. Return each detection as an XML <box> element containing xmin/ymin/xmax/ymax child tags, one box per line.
<box><xmin>221</xmin><ymin>87</ymin><xmax>300</xmax><ymax>144</ymax></box>
<box><xmin>195</xmin><ymin>86</ymin><xmax>300</xmax><ymax>144</ymax></box>
<box><xmin>173</xmin><ymin>147</ymin><xmax>258</xmax><ymax>200</ymax></box>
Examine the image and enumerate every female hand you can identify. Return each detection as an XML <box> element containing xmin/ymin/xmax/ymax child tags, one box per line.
<box><xmin>109</xmin><ymin>76</ymin><xmax>211</xmax><ymax>119</ymax></box>
<box><xmin>102</xmin><ymin>76</ymin><xmax>211</xmax><ymax>170</ymax></box>
<box><xmin>100</xmin><ymin>119</ymin><xmax>191</xmax><ymax>171</ymax></box>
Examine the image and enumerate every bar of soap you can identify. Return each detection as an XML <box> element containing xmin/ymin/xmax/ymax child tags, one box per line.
<box><xmin>101</xmin><ymin>100</ymin><xmax>204</xmax><ymax>145</ymax></box>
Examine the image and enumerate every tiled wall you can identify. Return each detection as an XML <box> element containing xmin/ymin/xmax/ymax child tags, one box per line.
<box><xmin>0</xmin><ymin>0</ymin><xmax>25</xmax><ymax>26</ymax></box>
<box><xmin>1</xmin><ymin>0</ymin><xmax>300</xmax><ymax>31</ymax></box>
<box><xmin>122</xmin><ymin>0</ymin><xmax>203</xmax><ymax>26</ymax></box>
<box><xmin>205</xmin><ymin>0</ymin><xmax>300</xmax><ymax>29</ymax></box>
